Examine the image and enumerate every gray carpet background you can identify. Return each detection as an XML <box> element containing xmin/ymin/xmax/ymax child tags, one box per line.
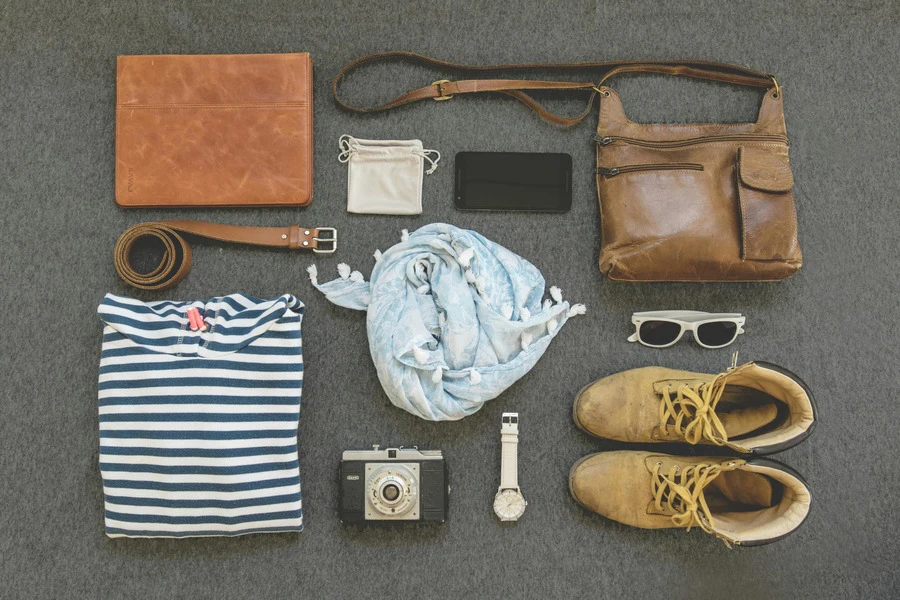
<box><xmin>1</xmin><ymin>1</ymin><xmax>898</xmax><ymax>598</ymax></box>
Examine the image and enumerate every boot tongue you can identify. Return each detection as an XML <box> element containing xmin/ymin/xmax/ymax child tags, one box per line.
<box><xmin>654</xmin><ymin>374</ymin><xmax>781</xmax><ymax>443</ymax></box>
<box><xmin>707</xmin><ymin>470</ymin><xmax>775</xmax><ymax>509</ymax></box>
<box><xmin>718</xmin><ymin>404</ymin><xmax>778</xmax><ymax>438</ymax></box>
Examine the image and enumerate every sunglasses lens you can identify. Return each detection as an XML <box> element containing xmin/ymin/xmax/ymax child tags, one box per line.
<box><xmin>696</xmin><ymin>321</ymin><xmax>738</xmax><ymax>347</ymax></box>
<box><xmin>638</xmin><ymin>321</ymin><xmax>681</xmax><ymax>346</ymax></box>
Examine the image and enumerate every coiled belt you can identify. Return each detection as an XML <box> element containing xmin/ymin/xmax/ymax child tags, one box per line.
<box><xmin>114</xmin><ymin>220</ymin><xmax>337</xmax><ymax>291</ymax></box>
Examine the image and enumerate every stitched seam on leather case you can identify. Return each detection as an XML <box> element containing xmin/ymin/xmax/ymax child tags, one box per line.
<box><xmin>115</xmin><ymin>94</ymin><xmax>121</xmax><ymax>204</ymax></box>
<box><xmin>116</xmin><ymin>103</ymin><xmax>308</xmax><ymax>109</ymax></box>
<box><xmin>600</xmin><ymin>111</ymin><xmax>778</xmax><ymax>132</ymax></box>
<box><xmin>305</xmin><ymin>61</ymin><xmax>314</xmax><ymax>205</ymax></box>
<box><xmin>603</xmin><ymin>120</ymin><xmax>780</xmax><ymax>130</ymax></box>
<box><xmin>608</xmin><ymin>122</ymin><xmax>779</xmax><ymax>130</ymax></box>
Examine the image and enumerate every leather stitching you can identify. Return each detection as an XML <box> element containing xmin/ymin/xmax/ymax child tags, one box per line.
<box><xmin>117</xmin><ymin>103</ymin><xmax>308</xmax><ymax>109</ymax></box>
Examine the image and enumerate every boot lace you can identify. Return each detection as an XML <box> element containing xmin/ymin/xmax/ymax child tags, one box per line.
<box><xmin>658</xmin><ymin>374</ymin><xmax>729</xmax><ymax>445</ymax></box>
<box><xmin>651</xmin><ymin>461</ymin><xmax>732</xmax><ymax>539</ymax></box>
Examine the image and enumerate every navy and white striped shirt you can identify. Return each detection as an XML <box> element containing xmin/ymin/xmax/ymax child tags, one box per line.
<box><xmin>97</xmin><ymin>293</ymin><xmax>304</xmax><ymax>537</ymax></box>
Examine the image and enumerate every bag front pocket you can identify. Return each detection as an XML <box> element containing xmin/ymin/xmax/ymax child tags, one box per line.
<box><xmin>736</xmin><ymin>145</ymin><xmax>801</xmax><ymax>261</ymax></box>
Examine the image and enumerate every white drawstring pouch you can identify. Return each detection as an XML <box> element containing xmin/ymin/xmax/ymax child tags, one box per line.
<box><xmin>338</xmin><ymin>135</ymin><xmax>440</xmax><ymax>215</ymax></box>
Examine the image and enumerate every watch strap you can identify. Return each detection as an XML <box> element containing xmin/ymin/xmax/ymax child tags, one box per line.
<box><xmin>499</xmin><ymin>414</ymin><xmax>519</xmax><ymax>490</ymax></box>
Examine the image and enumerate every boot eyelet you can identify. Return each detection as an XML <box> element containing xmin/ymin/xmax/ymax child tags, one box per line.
<box><xmin>656</xmin><ymin>461</ymin><xmax>663</xmax><ymax>467</ymax></box>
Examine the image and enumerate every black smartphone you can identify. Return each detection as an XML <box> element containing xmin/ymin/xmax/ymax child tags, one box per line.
<box><xmin>454</xmin><ymin>151</ymin><xmax>572</xmax><ymax>212</ymax></box>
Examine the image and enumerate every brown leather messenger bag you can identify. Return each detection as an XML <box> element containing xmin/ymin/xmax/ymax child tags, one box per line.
<box><xmin>333</xmin><ymin>52</ymin><xmax>801</xmax><ymax>282</ymax></box>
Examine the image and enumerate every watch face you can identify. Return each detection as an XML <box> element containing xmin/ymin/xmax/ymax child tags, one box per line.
<box><xmin>493</xmin><ymin>489</ymin><xmax>526</xmax><ymax>520</ymax></box>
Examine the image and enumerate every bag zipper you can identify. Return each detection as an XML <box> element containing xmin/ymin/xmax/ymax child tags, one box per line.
<box><xmin>592</xmin><ymin>133</ymin><xmax>787</xmax><ymax>148</ymax></box>
<box><xmin>597</xmin><ymin>163</ymin><xmax>704</xmax><ymax>178</ymax></box>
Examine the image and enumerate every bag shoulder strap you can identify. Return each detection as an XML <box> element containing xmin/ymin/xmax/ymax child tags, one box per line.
<box><xmin>332</xmin><ymin>51</ymin><xmax>778</xmax><ymax>127</ymax></box>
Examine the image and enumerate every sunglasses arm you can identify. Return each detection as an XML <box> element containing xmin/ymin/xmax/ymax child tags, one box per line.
<box><xmin>627</xmin><ymin>332</ymin><xmax>640</xmax><ymax>343</ymax></box>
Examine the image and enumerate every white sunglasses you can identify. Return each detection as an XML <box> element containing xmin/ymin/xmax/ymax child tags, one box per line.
<box><xmin>628</xmin><ymin>311</ymin><xmax>746</xmax><ymax>349</ymax></box>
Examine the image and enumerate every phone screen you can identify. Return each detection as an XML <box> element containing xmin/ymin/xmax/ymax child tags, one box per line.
<box><xmin>454</xmin><ymin>152</ymin><xmax>572</xmax><ymax>212</ymax></box>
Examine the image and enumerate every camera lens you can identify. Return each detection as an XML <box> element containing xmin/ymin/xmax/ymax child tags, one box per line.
<box><xmin>382</xmin><ymin>483</ymin><xmax>401</xmax><ymax>502</ymax></box>
<box><xmin>367</xmin><ymin>466</ymin><xmax>417</xmax><ymax>518</ymax></box>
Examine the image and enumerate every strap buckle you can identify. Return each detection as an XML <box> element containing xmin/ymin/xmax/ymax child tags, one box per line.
<box><xmin>432</xmin><ymin>79</ymin><xmax>454</xmax><ymax>101</ymax></box>
<box><xmin>313</xmin><ymin>227</ymin><xmax>337</xmax><ymax>254</ymax></box>
<box><xmin>769</xmin><ymin>75</ymin><xmax>780</xmax><ymax>99</ymax></box>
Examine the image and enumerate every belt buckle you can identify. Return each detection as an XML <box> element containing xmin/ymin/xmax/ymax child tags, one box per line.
<box><xmin>313</xmin><ymin>227</ymin><xmax>337</xmax><ymax>254</ymax></box>
<box><xmin>432</xmin><ymin>79</ymin><xmax>454</xmax><ymax>101</ymax></box>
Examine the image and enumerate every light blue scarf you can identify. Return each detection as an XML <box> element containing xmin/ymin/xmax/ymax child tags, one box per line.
<box><xmin>307</xmin><ymin>223</ymin><xmax>585</xmax><ymax>421</ymax></box>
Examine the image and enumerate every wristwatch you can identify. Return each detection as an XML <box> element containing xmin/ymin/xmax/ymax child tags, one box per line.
<box><xmin>493</xmin><ymin>412</ymin><xmax>527</xmax><ymax>522</ymax></box>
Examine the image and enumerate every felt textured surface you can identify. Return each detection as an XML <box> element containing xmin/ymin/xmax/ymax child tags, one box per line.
<box><xmin>1</xmin><ymin>1</ymin><xmax>898</xmax><ymax>598</ymax></box>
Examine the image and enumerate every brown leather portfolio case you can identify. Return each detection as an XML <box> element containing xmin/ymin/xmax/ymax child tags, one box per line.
<box><xmin>115</xmin><ymin>53</ymin><xmax>313</xmax><ymax>207</ymax></box>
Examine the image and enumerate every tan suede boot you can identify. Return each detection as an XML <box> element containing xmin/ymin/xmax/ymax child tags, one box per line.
<box><xmin>569</xmin><ymin>451</ymin><xmax>811</xmax><ymax>546</ymax></box>
<box><xmin>573</xmin><ymin>361</ymin><xmax>816</xmax><ymax>455</ymax></box>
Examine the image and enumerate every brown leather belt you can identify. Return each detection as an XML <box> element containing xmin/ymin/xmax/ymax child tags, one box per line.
<box><xmin>114</xmin><ymin>221</ymin><xmax>337</xmax><ymax>291</ymax></box>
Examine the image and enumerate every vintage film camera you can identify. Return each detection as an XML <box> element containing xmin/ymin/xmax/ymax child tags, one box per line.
<box><xmin>339</xmin><ymin>446</ymin><xmax>449</xmax><ymax>524</ymax></box>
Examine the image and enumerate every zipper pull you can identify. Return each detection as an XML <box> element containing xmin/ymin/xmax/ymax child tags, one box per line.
<box><xmin>592</xmin><ymin>134</ymin><xmax>613</xmax><ymax>146</ymax></box>
<box><xmin>597</xmin><ymin>167</ymin><xmax>620</xmax><ymax>177</ymax></box>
